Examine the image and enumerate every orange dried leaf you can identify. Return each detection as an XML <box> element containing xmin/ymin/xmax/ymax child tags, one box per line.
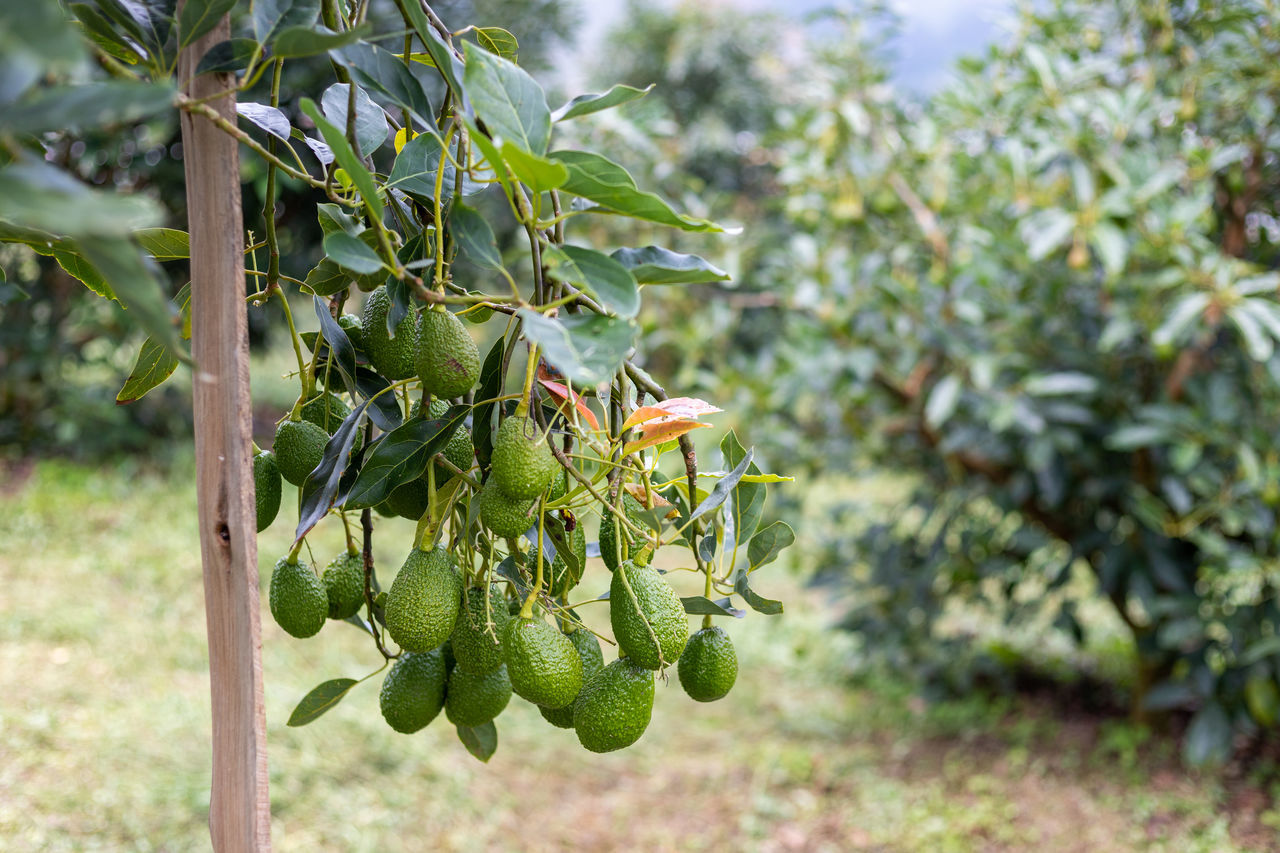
<box><xmin>538</xmin><ymin>377</ymin><xmax>600</xmax><ymax>430</ymax></box>
<box><xmin>623</xmin><ymin>420</ymin><xmax>712</xmax><ymax>456</ymax></box>
<box><xmin>623</xmin><ymin>484</ymin><xmax>678</xmax><ymax>518</ymax></box>
<box><xmin>621</xmin><ymin>396</ymin><xmax>722</xmax><ymax>431</ymax></box>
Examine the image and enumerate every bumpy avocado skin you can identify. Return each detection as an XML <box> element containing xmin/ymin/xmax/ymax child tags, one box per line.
<box><xmin>360</xmin><ymin>286</ymin><xmax>419</xmax><ymax>381</ymax></box>
<box><xmin>479</xmin><ymin>482</ymin><xmax>535</xmax><ymax>539</ymax></box>
<box><xmin>503</xmin><ymin>618</ymin><xmax>584</xmax><ymax>709</ymax></box>
<box><xmin>598</xmin><ymin>493</ymin><xmax>647</xmax><ymax>572</ymax></box>
<box><xmin>677</xmin><ymin>626</ymin><xmax>739</xmax><ymax>702</ymax></box>
<box><xmin>490</xmin><ymin>415</ymin><xmax>557</xmax><ymax>500</ymax></box>
<box><xmin>385</xmin><ymin>546</ymin><xmax>463</xmax><ymax>653</ymax></box>
<box><xmin>269</xmin><ymin>558</ymin><xmax>328</xmax><ymax>639</ymax></box>
<box><xmin>379</xmin><ymin>649</ymin><xmax>447</xmax><ymax>733</ymax></box>
<box><xmin>322</xmin><ymin>551</ymin><xmax>366</xmax><ymax>620</ymax></box>
<box><xmin>451</xmin><ymin>584</ymin><xmax>511</xmax><ymax>674</ymax></box>
<box><xmin>415</xmin><ymin>398</ymin><xmax>474</xmax><ymax>481</ymax></box>
<box><xmin>444</xmin><ymin>663</ymin><xmax>512</xmax><ymax>726</ymax></box>
<box><xmin>385</xmin><ymin>478</ymin><xmax>430</xmax><ymax>520</ymax></box>
<box><xmin>609</xmin><ymin>561</ymin><xmax>690</xmax><ymax>670</ymax></box>
<box><xmin>540</xmin><ymin>629</ymin><xmax>605</xmax><ymax>729</ymax></box>
<box><xmin>273</xmin><ymin>419</ymin><xmax>330</xmax><ymax>486</ymax></box>
<box><xmin>572</xmin><ymin>659</ymin><xmax>656</xmax><ymax>753</ymax></box>
<box><xmin>417</xmin><ymin>308</ymin><xmax>481</xmax><ymax>400</ymax></box>
<box><xmin>254</xmin><ymin>450</ymin><xmax>282</xmax><ymax>532</ymax></box>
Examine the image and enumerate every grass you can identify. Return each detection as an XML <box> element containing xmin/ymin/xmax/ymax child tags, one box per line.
<box><xmin>1</xmin><ymin>455</ymin><xmax>1275</xmax><ymax>851</ymax></box>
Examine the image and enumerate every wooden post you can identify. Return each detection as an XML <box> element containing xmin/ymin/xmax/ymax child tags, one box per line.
<box><xmin>178</xmin><ymin>11</ymin><xmax>271</xmax><ymax>851</ymax></box>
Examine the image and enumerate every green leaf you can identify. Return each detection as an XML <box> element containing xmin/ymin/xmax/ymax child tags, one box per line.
<box><xmin>471</xmin><ymin>337</ymin><xmax>506</xmax><ymax>470</ymax></box>
<box><xmin>316</xmin><ymin>203</ymin><xmax>360</xmax><ymax>236</ymax></box>
<box><xmin>500</xmin><ymin>141</ymin><xmax>567</xmax><ymax>193</ymax></box>
<box><xmin>117</xmin><ymin>283</ymin><xmax>192</xmax><ymax>403</ymax></box>
<box><xmin>610</xmin><ymin>246</ymin><xmax>729</xmax><ymax>285</ymax></box>
<box><xmin>924</xmin><ymin>375</ymin><xmax>961</xmax><ymax>429</ymax></box>
<box><xmin>720</xmin><ymin>430</ymin><xmax>764</xmax><ymax>547</ymax></box>
<box><xmin>178</xmin><ymin>0</ymin><xmax>236</xmax><ymax>47</ymax></box>
<box><xmin>542</xmin><ymin>245</ymin><xmax>639</xmax><ymax>318</ymax></box>
<box><xmin>195</xmin><ymin>38</ymin><xmax>257</xmax><ymax>76</ymax></box>
<box><xmin>0</xmin><ymin>0</ymin><xmax>84</xmax><ymax>104</ymax></box>
<box><xmin>734</xmin><ymin>571</ymin><xmax>784</xmax><ymax>615</ymax></box>
<box><xmin>0</xmin><ymin>220</ymin><xmax>64</xmax><ymax>255</ymax></box>
<box><xmin>451</xmin><ymin>202</ymin><xmax>503</xmax><ymax>271</ymax></box>
<box><xmin>253</xmin><ymin>0</ymin><xmax>319</xmax><ymax>43</ymax></box>
<box><xmin>516</xmin><ymin>309</ymin><xmax>635</xmax><ymax>386</ymax></box>
<box><xmin>303</xmin><ymin>258</ymin><xmax>349</xmax><ymax>297</ymax></box>
<box><xmin>323</xmin><ymin>231</ymin><xmax>384</xmax><ymax>275</ymax></box>
<box><xmin>77</xmin><ymin>235</ymin><xmax>184</xmax><ymax>356</ymax></box>
<box><xmin>1182</xmin><ymin>702</ymin><xmax>1232</xmax><ymax>767</ymax></box>
<box><xmin>0</xmin><ymin>160</ymin><xmax>161</xmax><ymax>238</ymax></box>
<box><xmin>552</xmin><ymin>83</ymin><xmax>653</xmax><ymax>122</ymax></box>
<box><xmin>747</xmin><ymin>521</ymin><xmax>795</xmax><ymax>570</ymax></box>
<box><xmin>473</xmin><ymin>27</ymin><xmax>518</xmax><ymax>61</ymax></box>
<box><xmin>386</xmin><ymin>131</ymin><xmax>474</xmax><ymax>202</ymax></box>
<box><xmin>681</xmin><ymin>596</ymin><xmax>744</xmax><ymax>618</ymax></box>
<box><xmin>272</xmin><ymin>24</ymin><xmax>368</xmax><ymax>58</ymax></box>
<box><xmin>331</xmin><ymin>42</ymin><xmax>433</xmax><ymax>123</ymax></box>
<box><xmin>344</xmin><ymin>407</ymin><xmax>470</xmax><ymax>509</ymax></box>
<box><xmin>462</xmin><ymin>41</ymin><xmax>551</xmax><ymax>155</ymax></box>
<box><xmin>456</xmin><ymin>720</ymin><xmax>497</xmax><ymax>762</ymax></box>
<box><xmin>1023</xmin><ymin>372</ymin><xmax>1098</xmax><ymax>396</ymax></box>
<box><xmin>550</xmin><ymin>150</ymin><xmax>722</xmax><ymax>232</ymax></box>
<box><xmin>300</xmin><ymin>97</ymin><xmax>382</xmax><ymax>223</ymax></box>
<box><xmin>55</xmin><ymin>248</ymin><xmax>115</xmax><ymax>301</ymax></box>
<box><xmin>690</xmin><ymin>448</ymin><xmax>753</xmax><ymax>521</ymax></box>
<box><xmin>296</xmin><ymin>399</ymin><xmax>370</xmax><ymax>543</ymax></box>
<box><xmin>320</xmin><ymin>82</ymin><xmax>388</xmax><ymax>157</ymax></box>
<box><xmin>134</xmin><ymin>228</ymin><xmax>189</xmax><ymax>260</ymax></box>
<box><xmin>287</xmin><ymin>678</ymin><xmax>358</xmax><ymax>727</ymax></box>
<box><xmin>70</xmin><ymin>3</ymin><xmax>145</xmax><ymax>64</ymax></box>
<box><xmin>236</xmin><ymin>102</ymin><xmax>291</xmax><ymax>139</ymax></box>
<box><xmin>404</xmin><ymin>8</ymin><xmax>464</xmax><ymax>98</ymax></box>
<box><xmin>2</xmin><ymin>81</ymin><xmax>175</xmax><ymax>134</ymax></box>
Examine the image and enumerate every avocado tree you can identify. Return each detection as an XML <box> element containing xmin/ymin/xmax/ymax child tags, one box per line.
<box><xmin>733</xmin><ymin>1</ymin><xmax>1280</xmax><ymax>764</ymax></box>
<box><xmin>0</xmin><ymin>0</ymin><xmax>793</xmax><ymax>846</ymax></box>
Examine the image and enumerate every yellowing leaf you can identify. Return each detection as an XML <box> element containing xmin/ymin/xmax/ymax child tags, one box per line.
<box><xmin>394</xmin><ymin>127</ymin><xmax>415</xmax><ymax>154</ymax></box>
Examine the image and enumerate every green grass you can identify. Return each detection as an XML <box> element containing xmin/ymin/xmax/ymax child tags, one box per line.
<box><xmin>0</xmin><ymin>456</ymin><xmax>1271</xmax><ymax>851</ymax></box>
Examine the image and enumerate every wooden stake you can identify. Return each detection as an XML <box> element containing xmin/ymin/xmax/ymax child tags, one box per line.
<box><xmin>178</xmin><ymin>10</ymin><xmax>271</xmax><ymax>850</ymax></box>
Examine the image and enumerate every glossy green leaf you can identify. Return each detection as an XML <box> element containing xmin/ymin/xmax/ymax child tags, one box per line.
<box><xmin>456</xmin><ymin>720</ymin><xmax>497</xmax><ymax>762</ymax></box>
<box><xmin>236</xmin><ymin>102</ymin><xmax>291</xmax><ymax>140</ymax></box>
<box><xmin>0</xmin><ymin>160</ymin><xmax>160</xmax><ymax>238</ymax></box>
<box><xmin>77</xmin><ymin>235</ymin><xmax>184</xmax><ymax>357</ymax></box>
<box><xmin>721</xmin><ymin>430</ymin><xmax>764</xmax><ymax>547</ymax></box>
<box><xmin>471</xmin><ymin>336</ymin><xmax>506</xmax><ymax>470</ymax></box>
<box><xmin>55</xmin><ymin>248</ymin><xmax>115</xmax><ymax>301</ymax></box>
<box><xmin>451</xmin><ymin>202</ymin><xmax>503</xmax><ymax>271</ymax></box>
<box><xmin>253</xmin><ymin>0</ymin><xmax>319</xmax><ymax>43</ymax></box>
<box><xmin>550</xmin><ymin>150</ymin><xmax>722</xmax><ymax>232</ymax></box>
<box><xmin>320</xmin><ymin>82</ymin><xmax>388</xmax><ymax>157</ymax></box>
<box><xmin>542</xmin><ymin>244</ymin><xmax>639</xmax><ymax>319</ymax></box>
<box><xmin>552</xmin><ymin>83</ymin><xmax>653</xmax><ymax>122</ymax></box>
<box><xmin>134</xmin><ymin>228</ymin><xmax>189</xmax><ymax>260</ymax></box>
<box><xmin>473</xmin><ymin>27</ymin><xmax>517</xmax><ymax>60</ymax></box>
<box><xmin>747</xmin><ymin>521</ymin><xmax>795</xmax><ymax>570</ymax></box>
<box><xmin>287</xmin><ymin>678</ymin><xmax>358</xmax><ymax>727</ymax></box>
<box><xmin>194</xmin><ymin>38</ymin><xmax>257</xmax><ymax>76</ymax></box>
<box><xmin>1182</xmin><ymin>702</ymin><xmax>1232</xmax><ymax>766</ymax></box>
<box><xmin>500</xmin><ymin>141</ymin><xmax>567</xmax><ymax>193</ymax></box>
<box><xmin>332</xmin><ymin>42</ymin><xmax>433</xmax><ymax>122</ymax></box>
<box><xmin>344</xmin><ymin>407</ymin><xmax>470</xmax><ymax>509</ymax></box>
<box><xmin>272</xmin><ymin>24</ymin><xmax>367</xmax><ymax>59</ymax></box>
<box><xmin>516</xmin><ymin>309</ymin><xmax>635</xmax><ymax>386</ymax></box>
<box><xmin>323</xmin><ymin>231</ymin><xmax>384</xmax><ymax>275</ymax></box>
<box><xmin>681</xmin><ymin>596</ymin><xmax>745</xmax><ymax>618</ymax></box>
<box><xmin>117</xmin><ymin>283</ymin><xmax>192</xmax><ymax>403</ymax></box>
<box><xmin>610</xmin><ymin>246</ymin><xmax>730</xmax><ymax>285</ymax></box>
<box><xmin>462</xmin><ymin>41</ymin><xmax>551</xmax><ymax>155</ymax></box>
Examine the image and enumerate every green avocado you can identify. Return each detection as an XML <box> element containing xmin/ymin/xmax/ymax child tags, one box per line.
<box><xmin>598</xmin><ymin>493</ymin><xmax>648</xmax><ymax>572</ymax></box>
<box><xmin>385</xmin><ymin>546</ymin><xmax>463</xmax><ymax>653</ymax></box>
<box><xmin>450</xmin><ymin>584</ymin><xmax>511</xmax><ymax>674</ymax></box>
<box><xmin>360</xmin><ymin>286</ymin><xmax>419</xmax><ymax>381</ymax></box>
<box><xmin>527</xmin><ymin>521</ymin><xmax>587</xmax><ymax>598</ymax></box>
<box><xmin>410</xmin><ymin>398</ymin><xmax>475</xmax><ymax>482</ymax></box>
<box><xmin>338</xmin><ymin>312</ymin><xmax>363</xmax><ymax>349</ymax></box>
<box><xmin>572</xmin><ymin>658</ymin><xmax>655</xmax><ymax>753</ymax></box>
<box><xmin>677</xmin><ymin>626</ymin><xmax>738</xmax><ymax>702</ymax></box>
<box><xmin>609</xmin><ymin>561</ymin><xmax>689</xmax><ymax>670</ymax></box>
<box><xmin>384</xmin><ymin>477</ymin><xmax>430</xmax><ymax>520</ymax></box>
<box><xmin>417</xmin><ymin>307</ymin><xmax>480</xmax><ymax>400</ymax></box>
<box><xmin>254</xmin><ymin>450</ymin><xmax>281</xmax><ymax>533</ymax></box>
<box><xmin>273</xmin><ymin>419</ymin><xmax>329</xmax><ymax>487</ymax></box>
<box><xmin>490</xmin><ymin>415</ymin><xmax>557</xmax><ymax>500</ymax></box>
<box><xmin>379</xmin><ymin>648</ymin><xmax>447</xmax><ymax>733</ymax></box>
<box><xmin>503</xmin><ymin>617</ymin><xmax>583</xmax><ymax>709</ymax></box>
<box><xmin>299</xmin><ymin>391</ymin><xmax>350</xmax><ymax>433</ymax></box>
<box><xmin>321</xmin><ymin>551</ymin><xmax>365</xmax><ymax>620</ymax></box>
<box><xmin>479</xmin><ymin>482</ymin><xmax>535</xmax><ymax>540</ymax></box>
<box><xmin>268</xmin><ymin>557</ymin><xmax>328</xmax><ymax>639</ymax></box>
<box><xmin>540</xmin><ymin>628</ymin><xmax>605</xmax><ymax>729</ymax></box>
<box><xmin>444</xmin><ymin>663</ymin><xmax>512</xmax><ymax>727</ymax></box>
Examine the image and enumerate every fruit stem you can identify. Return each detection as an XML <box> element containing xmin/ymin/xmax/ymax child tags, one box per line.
<box><xmin>287</xmin><ymin>538</ymin><xmax>305</xmax><ymax>563</ymax></box>
<box><xmin>515</xmin><ymin>343</ymin><xmax>539</xmax><ymax>418</ymax></box>
<box><xmin>520</xmin><ymin>498</ymin><xmax>548</xmax><ymax>619</ymax></box>
<box><xmin>274</xmin><ymin>286</ymin><xmax>312</xmax><ymax>411</ymax></box>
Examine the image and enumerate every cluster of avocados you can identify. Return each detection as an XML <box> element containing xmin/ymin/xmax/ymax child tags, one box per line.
<box><xmin>253</xmin><ymin>286</ymin><xmax>740</xmax><ymax>756</ymax></box>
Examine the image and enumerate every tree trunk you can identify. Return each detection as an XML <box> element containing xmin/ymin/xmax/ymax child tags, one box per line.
<box><xmin>178</xmin><ymin>8</ymin><xmax>271</xmax><ymax>850</ymax></box>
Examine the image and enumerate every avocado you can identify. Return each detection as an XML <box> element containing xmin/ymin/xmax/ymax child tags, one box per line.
<box><xmin>385</xmin><ymin>546</ymin><xmax>463</xmax><ymax>653</ymax></box>
<box><xmin>360</xmin><ymin>286</ymin><xmax>419</xmax><ymax>381</ymax></box>
<box><xmin>417</xmin><ymin>307</ymin><xmax>481</xmax><ymax>400</ymax></box>
<box><xmin>503</xmin><ymin>617</ymin><xmax>583</xmax><ymax>709</ymax></box>
<box><xmin>677</xmin><ymin>626</ymin><xmax>738</xmax><ymax>702</ymax></box>
<box><xmin>379</xmin><ymin>648</ymin><xmax>447</xmax><ymax>733</ymax></box>
<box><xmin>450</xmin><ymin>584</ymin><xmax>511</xmax><ymax>674</ymax></box>
<box><xmin>598</xmin><ymin>493</ymin><xmax>648</xmax><ymax>572</ymax></box>
<box><xmin>254</xmin><ymin>450</ymin><xmax>281</xmax><ymax>532</ymax></box>
<box><xmin>273</xmin><ymin>419</ymin><xmax>329</xmax><ymax>486</ymax></box>
<box><xmin>490</xmin><ymin>415</ymin><xmax>557</xmax><ymax>500</ymax></box>
<box><xmin>540</xmin><ymin>628</ymin><xmax>605</xmax><ymax>729</ymax></box>
<box><xmin>572</xmin><ymin>658</ymin><xmax>655</xmax><ymax>753</ymax></box>
<box><xmin>321</xmin><ymin>551</ymin><xmax>365</xmax><ymax>620</ymax></box>
<box><xmin>609</xmin><ymin>561</ymin><xmax>689</xmax><ymax>670</ymax></box>
<box><xmin>479</xmin><ymin>482</ymin><xmax>536</xmax><ymax>540</ymax></box>
<box><xmin>444</xmin><ymin>663</ymin><xmax>512</xmax><ymax>726</ymax></box>
<box><xmin>527</xmin><ymin>521</ymin><xmax>587</xmax><ymax>598</ymax></box>
<box><xmin>268</xmin><ymin>557</ymin><xmax>328</xmax><ymax>639</ymax></box>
